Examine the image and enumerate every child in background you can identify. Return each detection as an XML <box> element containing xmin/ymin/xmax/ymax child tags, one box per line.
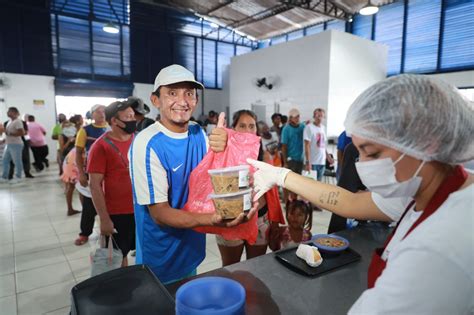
<box><xmin>270</xmin><ymin>200</ymin><xmax>313</xmax><ymax>250</ymax></box>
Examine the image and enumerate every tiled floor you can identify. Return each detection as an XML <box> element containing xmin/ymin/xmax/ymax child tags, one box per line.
<box><xmin>0</xmin><ymin>164</ymin><xmax>330</xmax><ymax>315</ymax></box>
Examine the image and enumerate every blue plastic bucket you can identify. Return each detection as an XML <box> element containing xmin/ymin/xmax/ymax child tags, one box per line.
<box><xmin>175</xmin><ymin>277</ymin><xmax>246</xmax><ymax>315</ymax></box>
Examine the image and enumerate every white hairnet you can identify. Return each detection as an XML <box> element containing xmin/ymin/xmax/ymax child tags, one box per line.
<box><xmin>344</xmin><ymin>74</ymin><xmax>474</xmax><ymax>164</ymax></box>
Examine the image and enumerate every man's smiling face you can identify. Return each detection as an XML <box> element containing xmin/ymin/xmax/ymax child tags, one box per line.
<box><xmin>151</xmin><ymin>82</ymin><xmax>198</xmax><ymax>129</ymax></box>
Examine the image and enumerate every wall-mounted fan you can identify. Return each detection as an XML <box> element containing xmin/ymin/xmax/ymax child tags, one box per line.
<box><xmin>256</xmin><ymin>77</ymin><xmax>273</xmax><ymax>90</ymax></box>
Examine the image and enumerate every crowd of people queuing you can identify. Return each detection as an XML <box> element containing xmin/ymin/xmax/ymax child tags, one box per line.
<box><xmin>1</xmin><ymin>63</ymin><xmax>471</xmax><ymax>313</ymax></box>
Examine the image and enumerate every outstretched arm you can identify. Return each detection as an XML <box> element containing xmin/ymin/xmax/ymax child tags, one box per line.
<box><xmin>284</xmin><ymin>172</ymin><xmax>389</xmax><ymax>221</ymax></box>
<box><xmin>248</xmin><ymin>159</ymin><xmax>391</xmax><ymax>222</ymax></box>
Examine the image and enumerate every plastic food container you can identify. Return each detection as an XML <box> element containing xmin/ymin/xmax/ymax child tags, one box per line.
<box><xmin>208</xmin><ymin>165</ymin><xmax>250</xmax><ymax>194</ymax></box>
<box><xmin>175</xmin><ymin>277</ymin><xmax>246</xmax><ymax>315</ymax></box>
<box><xmin>209</xmin><ymin>188</ymin><xmax>252</xmax><ymax>219</ymax></box>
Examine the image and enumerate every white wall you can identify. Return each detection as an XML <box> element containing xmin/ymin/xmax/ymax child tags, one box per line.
<box><xmin>427</xmin><ymin>70</ymin><xmax>474</xmax><ymax>88</ymax></box>
<box><xmin>229</xmin><ymin>30</ymin><xmax>387</xmax><ymax>136</ymax></box>
<box><xmin>230</xmin><ymin>31</ymin><xmax>332</xmax><ymax>124</ymax></box>
<box><xmin>327</xmin><ymin>31</ymin><xmax>388</xmax><ymax>136</ymax></box>
<box><xmin>0</xmin><ymin>73</ymin><xmax>57</xmax><ymax>152</ymax></box>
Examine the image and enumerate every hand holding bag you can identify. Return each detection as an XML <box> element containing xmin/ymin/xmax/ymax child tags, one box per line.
<box><xmin>90</xmin><ymin>234</ymin><xmax>123</xmax><ymax>277</ymax></box>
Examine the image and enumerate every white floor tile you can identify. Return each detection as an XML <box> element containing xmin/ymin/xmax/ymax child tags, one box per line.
<box><xmin>61</xmin><ymin>243</ymin><xmax>92</xmax><ymax>261</ymax></box>
<box><xmin>0</xmin><ymin>235</ymin><xmax>13</xmax><ymax>249</ymax></box>
<box><xmin>207</xmin><ymin>246</ymin><xmax>221</xmax><ymax>258</ymax></box>
<box><xmin>13</xmin><ymin>225</ymin><xmax>57</xmax><ymax>243</ymax></box>
<box><xmin>17</xmin><ymin>280</ymin><xmax>74</xmax><ymax>315</ymax></box>
<box><xmin>16</xmin><ymin>261</ymin><xmax>74</xmax><ymax>293</ymax></box>
<box><xmin>14</xmin><ymin>236</ymin><xmax>61</xmax><ymax>256</ymax></box>
<box><xmin>57</xmin><ymin>231</ymin><xmax>80</xmax><ymax>244</ymax></box>
<box><xmin>0</xmin><ymin>200</ymin><xmax>12</xmax><ymax>212</ymax></box>
<box><xmin>15</xmin><ymin>248</ymin><xmax>67</xmax><ymax>273</ymax></box>
<box><xmin>45</xmin><ymin>306</ymin><xmax>71</xmax><ymax>315</ymax></box>
<box><xmin>0</xmin><ymin>257</ymin><xmax>14</xmax><ymax>276</ymax></box>
<box><xmin>204</xmin><ymin>249</ymin><xmax>221</xmax><ymax>265</ymax></box>
<box><xmin>0</xmin><ymin>216</ymin><xmax>12</xmax><ymax>227</ymax></box>
<box><xmin>197</xmin><ymin>260</ymin><xmax>221</xmax><ymax>274</ymax></box>
<box><xmin>12</xmin><ymin>218</ymin><xmax>52</xmax><ymax>232</ymax></box>
<box><xmin>0</xmin><ymin>274</ymin><xmax>15</xmax><ymax>298</ymax></box>
<box><xmin>11</xmin><ymin>202</ymin><xmax>48</xmax><ymax>214</ymax></box>
<box><xmin>11</xmin><ymin>211</ymin><xmax>49</xmax><ymax>222</ymax></box>
<box><xmin>52</xmin><ymin>220</ymin><xmax>81</xmax><ymax>235</ymax></box>
<box><xmin>75</xmin><ymin>275</ymin><xmax>90</xmax><ymax>285</ymax></box>
<box><xmin>0</xmin><ymin>243</ymin><xmax>13</xmax><ymax>258</ymax></box>
<box><xmin>0</xmin><ymin>295</ymin><xmax>17</xmax><ymax>315</ymax></box>
<box><xmin>68</xmin><ymin>257</ymin><xmax>91</xmax><ymax>280</ymax></box>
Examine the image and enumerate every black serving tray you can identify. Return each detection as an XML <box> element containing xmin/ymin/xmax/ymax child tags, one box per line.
<box><xmin>275</xmin><ymin>246</ymin><xmax>361</xmax><ymax>277</ymax></box>
<box><xmin>71</xmin><ymin>264</ymin><xmax>175</xmax><ymax>315</ymax></box>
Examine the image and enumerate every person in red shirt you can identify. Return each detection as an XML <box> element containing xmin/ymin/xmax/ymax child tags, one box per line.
<box><xmin>87</xmin><ymin>100</ymin><xmax>136</xmax><ymax>267</ymax></box>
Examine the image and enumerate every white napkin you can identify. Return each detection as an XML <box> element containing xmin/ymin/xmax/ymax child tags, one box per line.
<box><xmin>296</xmin><ymin>244</ymin><xmax>323</xmax><ymax>267</ymax></box>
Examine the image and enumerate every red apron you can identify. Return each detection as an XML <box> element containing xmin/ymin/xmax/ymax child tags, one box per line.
<box><xmin>367</xmin><ymin>165</ymin><xmax>468</xmax><ymax>288</ymax></box>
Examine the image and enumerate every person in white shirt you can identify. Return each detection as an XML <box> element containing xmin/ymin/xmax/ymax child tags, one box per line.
<box><xmin>248</xmin><ymin>74</ymin><xmax>474</xmax><ymax>314</ymax></box>
<box><xmin>0</xmin><ymin>107</ymin><xmax>26</xmax><ymax>183</ymax></box>
<box><xmin>303</xmin><ymin>108</ymin><xmax>334</xmax><ymax>181</ymax></box>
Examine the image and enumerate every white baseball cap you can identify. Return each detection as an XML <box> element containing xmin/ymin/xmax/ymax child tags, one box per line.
<box><xmin>289</xmin><ymin>108</ymin><xmax>300</xmax><ymax>117</ymax></box>
<box><xmin>153</xmin><ymin>64</ymin><xmax>204</xmax><ymax>92</ymax></box>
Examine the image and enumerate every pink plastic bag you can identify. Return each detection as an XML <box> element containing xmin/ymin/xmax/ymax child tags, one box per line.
<box><xmin>183</xmin><ymin>128</ymin><xmax>260</xmax><ymax>244</ymax></box>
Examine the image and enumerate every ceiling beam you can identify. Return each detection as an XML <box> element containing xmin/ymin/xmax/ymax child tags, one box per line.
<box><xmin>282</xmin><ymin>0</ymin><xmax>351</xmax><ymax>21</ymax></box>
<box><xmin>227</xmin><ymin>3</ymin><xmax>293</xmax><ymax>29</ymax></box>
<box><xmin>205</xmin><ymin>0</ymin><xmax>234</xmax><ymax>15</ymax></box>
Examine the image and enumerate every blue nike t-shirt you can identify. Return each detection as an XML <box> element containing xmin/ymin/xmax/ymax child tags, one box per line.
<box><xmin>129</xmin><ymin>121</ymin><xmax>208</xmax><ymax>283</ymax></box>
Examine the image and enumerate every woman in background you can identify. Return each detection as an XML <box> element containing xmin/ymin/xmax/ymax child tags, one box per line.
<box><xmin>216</xmin><ymin>110</ymin><xmax>285</xmax><ymax>266</ymax></box>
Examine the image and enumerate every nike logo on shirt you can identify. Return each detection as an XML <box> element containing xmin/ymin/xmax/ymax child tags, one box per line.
<box><xmin>172</xmin><ymin>164</ymin><xmax>183</xmax><ymax>172</ymax></box>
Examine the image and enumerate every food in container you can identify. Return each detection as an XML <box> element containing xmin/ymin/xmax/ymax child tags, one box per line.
<box><xmin>208</xmin><ymin>165</ymin><xmax>250</xmax><ymax>194</ymax></box>
<box><xmin>209</xmin><ymin>188</ymin><xmax>252</xmax><ymax>219</ymax></box>
<box><xmin>296</xmin><ymin>244</ymin><xmax>323</xmax><ymax>267</ymax></box>
<box><xmin>311</xmin><ymin>234</ymin><xmax>350</xmax><ymax>253</ymax></box>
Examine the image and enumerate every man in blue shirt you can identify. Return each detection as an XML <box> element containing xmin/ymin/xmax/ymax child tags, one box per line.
<box><xmin>129</xmin><ymin>64</ymin><xmax>256</xmax><ymax>284</ymax></box>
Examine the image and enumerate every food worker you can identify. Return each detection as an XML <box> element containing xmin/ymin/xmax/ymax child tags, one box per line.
<box><xmin>248</xmin><ymin>74</ymin><xmax>474</xmax><ymax>314</ymax></box>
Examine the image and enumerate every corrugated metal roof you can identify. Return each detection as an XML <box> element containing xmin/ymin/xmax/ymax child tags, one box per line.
<box><xmin>144</xmin><ymin>0</ymin><xmax>394</xmax><ymax>40</ymax></box>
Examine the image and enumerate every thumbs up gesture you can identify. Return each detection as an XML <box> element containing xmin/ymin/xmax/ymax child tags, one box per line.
<box><xmin>209</xmin><ymin>112</ymin><xmax>228</xmax><ymax>153</ymax></box>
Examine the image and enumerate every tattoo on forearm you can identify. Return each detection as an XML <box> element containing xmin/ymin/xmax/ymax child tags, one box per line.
<box><xmin>319</xmin><ymin>191</ymin><xmax>339</xmax><ymax>206</ymax></box>
<box><xmin>319</xmin><ymin>192</ymin><xmax>327</xmax><ymax>204</ymax></box>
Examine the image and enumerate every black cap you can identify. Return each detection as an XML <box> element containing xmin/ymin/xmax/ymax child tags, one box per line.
<box><xmin>105</xmin><ymin>101</ymin><xmax>132</xmax><ymax>122</ymax></box>
<box><xmin>126</xmin><ymin>96</ymin><xmax>150</xmax><ymax>115</ymax></box>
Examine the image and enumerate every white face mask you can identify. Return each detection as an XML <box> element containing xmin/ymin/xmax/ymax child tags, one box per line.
<box><xmin>356</xmin><ymin>153</ymin><xmax>426</xmax><ymax>198</ymax></box>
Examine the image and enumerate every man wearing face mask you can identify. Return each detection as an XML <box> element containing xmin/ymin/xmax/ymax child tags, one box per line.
<box><xmin>87</xmin><ymin>101</ymin><xmax>136</xmax><ymax>266</ymax></box>
<box><xmin>248</xmin><ymin>74</ymin><xmax>473</xmax><ymax>314</ymax></box>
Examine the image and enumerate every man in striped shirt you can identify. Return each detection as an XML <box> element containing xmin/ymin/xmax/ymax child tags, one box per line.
<box><xmin>129</xmin><ymin>64</ymin><xmax>256</xmax><ymax>284</ymax></box>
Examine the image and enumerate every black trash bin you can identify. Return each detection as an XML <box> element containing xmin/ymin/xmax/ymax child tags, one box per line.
<box><xmin>70</xmin><ymin>264</ymin><xmax>175</xmax><ymax>315</ymax></box>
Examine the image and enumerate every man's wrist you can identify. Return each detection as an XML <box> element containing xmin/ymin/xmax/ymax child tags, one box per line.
<box><xmin>98</xmin><ymin>212</ymin><xmax>111</xmax><ymax>221</ymax></box>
